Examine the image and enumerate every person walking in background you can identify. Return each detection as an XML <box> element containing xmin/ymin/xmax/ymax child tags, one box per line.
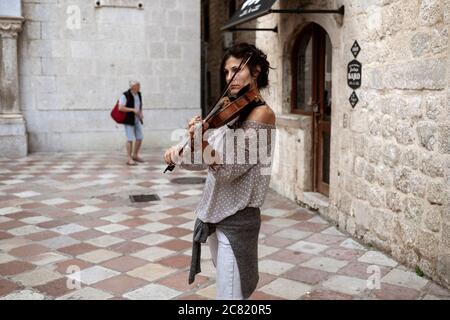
<box><xmin>119</xmin><ymin>80</ymin><xmax>145</xmax><ymax>166</ymax></box>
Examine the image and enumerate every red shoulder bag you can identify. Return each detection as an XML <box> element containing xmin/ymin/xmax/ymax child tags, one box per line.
<box><xmin>111</xmin><ymin>100</ymin><xmax>126</xmax><ymax>124</ymax></box>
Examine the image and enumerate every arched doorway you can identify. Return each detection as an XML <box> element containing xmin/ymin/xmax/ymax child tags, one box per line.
<box><xmin>292</xmin><ymin>23</ymin><xmax>332</xmax><ymax>196</ymax></box>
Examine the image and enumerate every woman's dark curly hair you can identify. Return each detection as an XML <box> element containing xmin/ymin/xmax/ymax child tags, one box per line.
<box><xmin>220</xmin><ymin>43</ymin><xmax>272</xmax><ymax>90</ymax></box>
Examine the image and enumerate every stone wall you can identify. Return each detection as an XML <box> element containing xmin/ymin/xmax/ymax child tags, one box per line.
<box><xmin>256</xmin><ymin>0</ymin><xmax>450</xmax><ymax>288</ymax></box>
<box><xmin>18</xmin><ymin>0</ymin><xmax>200</xmax><ymax>152</ymax></box>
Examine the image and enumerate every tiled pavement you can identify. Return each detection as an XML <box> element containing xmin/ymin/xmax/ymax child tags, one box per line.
<box><xmin>0</xmin><ymin>151</ymin><xmax>449</xmax><ymax>300</ymax></box>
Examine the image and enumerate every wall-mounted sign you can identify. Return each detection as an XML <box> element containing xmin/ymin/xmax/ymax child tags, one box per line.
<box><xmin>347</xmin><ymin>59</ymin><xmax>362</xmax><ymax>90</ymax></box>
<box><xmin>351</xmin><ymin>41</ymin><xmax>361</xmax><ymax>59</ymax></box>
<box><xmin>348</xmin><ymin>41</ymin><xmax>361</xmax><ymax>108</ymax></box>
<box><xmin>221</xmin><ymin>0</ymin><xmax>277</xmax><ymax>30</ymax></box>
<box><xmin>349</xmin><ymin>91</ymin><xmax>359</xmax><ymax>108</ymax></box>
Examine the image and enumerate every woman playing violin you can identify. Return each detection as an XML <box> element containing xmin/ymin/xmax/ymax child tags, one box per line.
<box><xmin>164</xmin><ymin>43</ymin><xmax>276</xmax><ymax>300</ymax></box>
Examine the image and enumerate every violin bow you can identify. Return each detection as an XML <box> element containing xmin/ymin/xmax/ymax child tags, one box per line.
<box><xmin>164</xmin><ymin>53</ymin><xmax>253</xmax><ymax>173</ymax></box>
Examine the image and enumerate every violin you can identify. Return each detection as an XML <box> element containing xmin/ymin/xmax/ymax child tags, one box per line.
<box><xmin>164</xmin><ymin>54</ymin><xmax>263</xmax><ymax>173</ymax></box>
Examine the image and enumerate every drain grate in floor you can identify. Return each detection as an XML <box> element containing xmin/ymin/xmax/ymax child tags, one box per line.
<box><xmin>129</xmin><ymin>194</ymin><xmax>160</xmax><ymax>203</ymax></box>
<box><xmin>171</xmin><ymin>177</ymin><xmax>206</xmax><ymax>185</ymax></box>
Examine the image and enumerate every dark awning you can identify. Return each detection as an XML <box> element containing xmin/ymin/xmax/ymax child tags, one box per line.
<box><xmin>221</xmin><ymin>0</ymin><xmax>277</xmax><ymax>31</ymax></box>
<box><xmin>221</xmin><ymin>1</ymin><xmax>345</xmax><ymax>31</ymax></box>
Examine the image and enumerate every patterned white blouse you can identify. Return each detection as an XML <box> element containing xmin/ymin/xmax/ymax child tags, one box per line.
<box><xmin>181</xmin><ymin>119</ymin><xmax>276</xmax><ymax>223</ymax></box>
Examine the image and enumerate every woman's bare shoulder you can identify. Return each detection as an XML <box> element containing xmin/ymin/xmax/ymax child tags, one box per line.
<box><xmin>246</xmin><ymin>105</ymin><xmax>276</xmax><ymax>125</ymax></box>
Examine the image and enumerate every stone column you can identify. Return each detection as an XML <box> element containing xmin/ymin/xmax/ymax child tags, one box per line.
<box><xmin>0</xmin><ymin>16</ymin><xmax>27</xmax><ymax>158</ymax></box>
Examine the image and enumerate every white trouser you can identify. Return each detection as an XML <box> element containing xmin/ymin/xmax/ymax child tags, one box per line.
<box><xmin>207</xmin><ymin>229</ymin><xmax>244</xmax><ymax>300</ymax></box>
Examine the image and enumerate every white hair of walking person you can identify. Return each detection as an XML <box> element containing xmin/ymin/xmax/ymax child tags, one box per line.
<box><xmin>129</xmin><ymin>80</ymin><xmax>140</xmax><ymax>88</ymax></box>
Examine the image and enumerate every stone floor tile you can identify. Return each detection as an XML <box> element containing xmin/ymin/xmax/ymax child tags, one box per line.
<box><xmin>41</xmin><ymin>198</ymin><xmax>70</xmax><ymax>206</ymax></box>
<box><xmin>195</xmin><ymin>284</ymin><xmax>216</xmax><ymax>299</ymax></box>
<box><xmin>127</xmin><ymin>263</ymin><xmax>177</xmax><ymax>282</ymax></box>
<box><xmin>93</xmin><ymin>275</ymin><xmax>148</xmax><ymax>295</ymax></box>
<box><xmin>340</xmin><ymin>238</ymin><xmax>366</xmax><ymax>250</ymax></box>
<box><xmin>265</xmin><ymin>249</ymin><xmax>314</xmax><ymax>265</ymax></box>
<box><xmin>94</xmin><ymin>224</ymin><xmax>129</xmax><ymax>234</ymax></box>
<box><xmin>262</xmin><ymin>208</ymin><xmax>292</xmax><ymax>218</ymax></box>
<box><xmin>287</xmin><ymin>240</ymin><xmax>329</xmax><ymax>255</ymax></box>
<box><xmin>257</xmin><ymin>245</ymin><xmax>279</xmax><ymax>258</ymax></box>
<box><xmin>124</xmin><ymin>283</ymin><xmax>182</xmax><ymax>300</ymax></box>
<box><xmin>322</xmin><ymin>275</ymin><xmax>368</xmax><ymax>296</ymax></box>
<box><xmin>321</xmin><ymin>226</ymin><xmax>345</xmax><ymax>236</ymax></box>
<box><xmin>292</xmin><ymin>221</ymin><xmax>329</xmax><ymax>233</ymax></box>
<box><xmin>324</xmin><ymin>247</ymin><xmax>364</xmax><ymax>261</ymax></box>
<box><xmin>158</xmin><ymin>271</ymin><xmax>209</xmax><ymax>292</ymax></box>
<box><xmin>284</xmin><ymin>266</ymin><xmax>331</xmax><ymax>285</ymax></box>
<box><xmin>358</xmin><ymin>251</ymin><xmax>399</xmax><ymax>268</ymax></box>
<box><xmin>0</xmin><ymin>207</ymin><xmax>22</xmax><ymax>216</ymax></box>
<box><xmin>132</xmin><ymin>233</ymin><xmax>174</xmax><ymax>246</ymax></box>
<box><xmin>159</xmin><ymin>239</ymin><xmax>192</xmax><ymax>252</ymax></box>
<box><xmin>255</xmin><ymin>272</ymin><xmax>277</xmax><ymax>290</ymax></box>
<box><xmin>137</xmin><ymin>222</ymin><xmax>172</xmax><ymax>233</ymax></box>
<box><xmin>118</xmin><ymin>218</ymin><xmax>149</xmax><ymax>228</ymax></box>
<box><xmin>250</xmin><ymin>291</ymin><xmax>285</xmax><ymax>300</ymax></box>
<box><xmin>101</xmin><ymin>214</ymin><xmax>130</xmax><ymax>223</ymax></box>
<box><xmin>305</xmin><ymin>233</ymin><xmax>347</xmax><ymax>246</ymax></box>
<box><xmin>26</xmin><ymin>252</ymin><xmax>69</xmax><ymax>266</ymax></box>
<box><xmin>9</xmin><ymin>244</ymin><xmax>49</xmax><ymax>258</ymax></box>
<box><xmin>67</xmin><ymin>266</ymin><xmax>120</xmax><ymax>285</ymax></box>
<box><xmin>374</xmin><ymin>283</ymin><xmax>421</xmax><ymax>300</ymax></box>
<box><xmin>51</xmin><ymin>223</ymin><xmax>88</xmax><ymax>235</ymax></box>
<box><xmin>159</xmin><ymin>227</ymin><xmax>192</xmax><ymax>238</ymax></box>
<box><xmin>77</xmin><ymin>249</ymin><xmax>122</xmax><ymax>264</ymax></box>
<box><xmin>39</xmin><ymin>236</ymin><xmax>80</xmax><ymax>249</ymax></box>
<box><xmin>72</xmin><ymin>206</ymin><xmax>101</xmax><ymax>215</ymax></box>
<box><xmin>34</xmin><ymin>277</ymin><xmax>76</xmax><ymax>298</ymax></box>
<box><xmin>0</xmin><ymin>278</ymin><xmax>22</xmax><ymax>296</ymax></box>
<box><xmin>20</xmin><ymin>216</ymin><xmax>53</xmax><ymax>225</ymax></box>
<box><xmin>303</xmin><ymin>289</ymin><xmax>353</xmax><ymax>300</ymax></box>
<box><xmin>259</xmin><ymin>259</ymin><xmax>295</xmax><ymax>276</ymax></box>
<box><xmin>265</xmin><ymin>218</ymin><xmax>299</xmax><ymax>228</ymax></box>
<box><xmin>111</xmin><ymin>229</ymin><xmax>148</xmax><ymax>241</ymax></box>
<box><xmin>0</xmin><ymin>289</ymin><xmax>45</xmax><ymax>300</ymax></box>
<box><xmin>0</xmin><ymin>253</ymin><xmax>16</xmax><ymax>264</ymax></box>
<box><xmin>107</xmin><ymin>241</ymin><xmax>148</xmax><ymax>255</ymax></box>
<box><xmin>85</xmin><ymin>235</ymin><xmax>124</xmax><ymax>248</ymax></box>
<box><xmin>176</xmin><ymin>294</ymin><xmax>210</xmax><ymax>300</ymax></box>
<box><xmin>381</xmin><ymin>269</ymin><xmax>429</xmax><ymax>291</ymax></box>
<box><xmin>70</xmin><ymin>229</ymin><xmax>105</xmax><ymax>241</ymax></box>
<box><xmin>300</xmin><ymin>257</ymin><xmax>349</xmax><ymax>273</ymax></box>
<box><xmin>12</xmin><ymin>268</ymin><xmax>62</xmax><ymax>287</ymax></box>
<box><xmin>158</xmin><ymin>255</ymin><xmax>191</xmax><ymax>269</ymax></box>
<box><xmin>0</xmin><ymin>261</ymin><xmax>35</xmax><ymax>276</ymax></box>
<box><xmin>131</xmin><ymin>247</ymin><xmax>175</xmax><ymax>262</ymax></box>
<box><xmin>102</xmin><ymin>256</ymin><xmax>148</xmax><ymax>272</ymax></box>
<box><xmin>273</xmin><ymin>229</ymin><xmax>312</xmax><ymax>241</ymax></box>
<box><xmin>337</xmin><ymin>261</ymin><xmax>392</xmax><ymax>280</ymax></box>
<box><xmin>55</xmin><ymin>259</ymin><xmax>93</xmax><ymax>274</ymax></box>
<box><xmin>57</xmin><ymin>287</ymin><xmax>114</xmax><ymax>300</ymax></box>
<box><xmin>260</xmin><ymin>278</ymin><xmax>311</xmax><ymax>300</ymax></box>
<box><xmin>8</xmin><ymin>225</ymin><xmax>45</xmax><ymax>236</ymax></box>
<box><xmin>58</xmin><ymin>243</ymin><xmax>99</xmax><ymax>256</ymax></box>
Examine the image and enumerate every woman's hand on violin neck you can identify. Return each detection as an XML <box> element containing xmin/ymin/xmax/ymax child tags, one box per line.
<box><xmin>187</xmin><ymin>116</ymin><xmax>209</xmax><ymax>139</ymax></box>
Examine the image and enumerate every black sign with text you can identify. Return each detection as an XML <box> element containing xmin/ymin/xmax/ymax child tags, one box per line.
<box><xmin>347</xmin><ymin>59</ymin><xmax>362</xmax><ymax>90</ymax></box>
<box><xmin>221</xmin><ymin>0</ymin><xmax>277</xmax><ymax>30</ymax></box>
